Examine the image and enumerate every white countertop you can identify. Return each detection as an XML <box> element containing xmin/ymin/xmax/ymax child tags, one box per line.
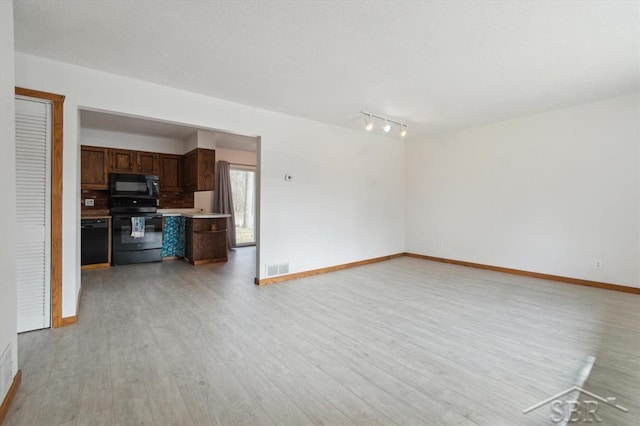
<box><xmin>158</xmin><ymin>208</ymin><xmax>200</xmax><ymax>216</ymax></box>
<box><xmin>182</xmin><ymin>213</ymin><xmax>231</xmax><ymax>219</ymax></box>
<box><xmin>158</xmin><ymin>209</ymin><xmax>231</xmax><ymax>219</ymax></box>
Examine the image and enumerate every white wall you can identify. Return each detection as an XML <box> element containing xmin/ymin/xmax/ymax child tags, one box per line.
<box><xmin>216</xmin><ymin>148</ymin><xmax>257</xmax><ymax>166</ymax></box>
<box><xmin>0</xmin><ymin>0</ymin><xmax>19</xmax><ymax>401</ymax></box>
<box><xmin>406</xmin><ymin>94</ymin><xmax>640</xmax><ymax>288</ymax></box>
<box><xmin>15</xmin><ymin>53</ymin><xmax>405</xmax><ymax>315</ymax></box>
<box><xmin>183</xmin><ymin>132</ymin><xmax>199</xmax><ymax>153</ymax></box>
<box><xmin>80</xmin><ymin>128</ymin><xmax>184</xmax><ymax>155</ymax></box>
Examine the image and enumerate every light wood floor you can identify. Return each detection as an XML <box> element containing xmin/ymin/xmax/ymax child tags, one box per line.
<box><xmin>5</xmin><ymin>248</ymin><xmax>639</xmax><ymax>425</ymax></box>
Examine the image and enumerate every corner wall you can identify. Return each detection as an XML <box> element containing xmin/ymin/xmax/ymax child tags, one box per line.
<box><xmin>15</xmin><ymin>53</ymin><xmax>405</xmax><ymax>316</ymax></box>
<box><xmin>405</xmin><ymin>94</ymin><xmax>640</xmax><ymax>288</ymax></box>
<box><xmin>0</xmin><ymin>0</ymin><xmax>19</xmax><ymax>401</ymax></box>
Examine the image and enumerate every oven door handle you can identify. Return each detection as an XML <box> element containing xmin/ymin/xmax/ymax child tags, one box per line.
<box><xmin>113</xmin><ymin>214</ymin><xmax>162</xmax><ymax>219</ymax></box>
<box><xmin>112</xmin><ymin>215</ymin><xmax>162</xmax><ymax>229</ymax></box>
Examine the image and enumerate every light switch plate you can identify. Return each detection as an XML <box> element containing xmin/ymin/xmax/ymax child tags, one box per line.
<box><xmin>85</xmin><ymin>199</ymin><xmax>95</xmax><ymax>206</ymax></box>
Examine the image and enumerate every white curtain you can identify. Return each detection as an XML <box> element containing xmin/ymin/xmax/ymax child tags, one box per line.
<box><xmin>213</xmin><ymin>161</ymin><xmax>237</xmax><ymax>248</ymax></box>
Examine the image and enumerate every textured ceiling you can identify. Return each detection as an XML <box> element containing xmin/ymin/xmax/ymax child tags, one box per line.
<box><xmin>14</xmin><ymin>0</ymin><xmax>640</xmax><ymax>139</ymax></box>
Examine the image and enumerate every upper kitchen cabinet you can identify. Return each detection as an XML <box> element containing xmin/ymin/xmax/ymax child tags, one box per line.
<box><xmin>81</xmin><ymin>146</ymin><xmax>109</xmax><ymax>189</ymax></box>
<box><xmin>182</xmin><ymin>150</ymin><xmax>198</xmax><ymax>190</ymax></box>
<box><xmin>111</xmin><ymin>149</ymin><xmax>159</xmax><ymax>174</ymax></box>
<box><xmin>182</xmin><ymin>148</ymin><xmax>215</xmax><ymax>192</ymax></box>
<box><xmin>198</xmin><ymin>149</ymin><xmax>216</xmax><ymax>190</ymax></box>
<box><xmin>138</xmin><ymin>151</ymin><xmax>160</xmax><ymax>174</ymax></box>
<box><xmin>159</xmin><ymin>154</ymin><xmax>182</xmax><ymax>191</ymax></box>
<box><xmin>111</xmin><ymin>149</ymin><xmax>136</xmax><ymax>173</ymax></box>
<box><xmin>81</xmin><ymin>144</ymin><xmax>215</xmax><ymax>192</ymax></box>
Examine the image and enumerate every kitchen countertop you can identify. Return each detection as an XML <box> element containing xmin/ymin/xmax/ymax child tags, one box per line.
<box><xmin>158</xmin><ymin>208</ymin><xmax>199</xmax><ymax>217</ymax></box>
<box><xmin>81</xmin><ymin>209</ymin><xmax>230</xmax><ymax>219</ymax></box>
<box><xmin>181</xmin><ymin>213</ymin><xmax>231</xmax><ymax>219</ymax></box>
<box><xmin>157</xmin><ymin>209</ymin><xmax>231</xmax><ymax>219</ymax></box>
<box><xmin>81</xmin><ymin>210</ymin><xmax>111</xmax><ymax>219</ymax></box>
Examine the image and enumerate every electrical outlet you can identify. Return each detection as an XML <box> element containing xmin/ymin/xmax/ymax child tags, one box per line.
<box><xmin>84</xmin><ymin>199</ymin><xmax>95</xmax><ymax>206</ymax></box>
<box><xmin>594</xmin><ymin>260</ymin><xmax>602</xmax><ymax>269</ymax></box>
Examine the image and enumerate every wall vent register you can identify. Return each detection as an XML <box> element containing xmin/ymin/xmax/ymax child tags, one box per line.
<box><xmin>266</xmin><ymin>263</ymin><xmax>290</xmax><ymax>277</ymax></box>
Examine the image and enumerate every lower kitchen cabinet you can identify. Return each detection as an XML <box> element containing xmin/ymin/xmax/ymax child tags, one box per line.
<box><xmin>184</xmin><ymin>217</ymin><xmax>228</xmax><ymax>265</ymax></box>
<box><xmin>161</xmin><ymin>216</ymin><xmax>185</xmax><ymax>258</ymax></box>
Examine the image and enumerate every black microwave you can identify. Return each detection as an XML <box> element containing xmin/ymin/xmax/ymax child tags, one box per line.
<box><xmin>110</xmin><ymin>173</ymin><xmax>159</xmax><ymax>199</ymax></box>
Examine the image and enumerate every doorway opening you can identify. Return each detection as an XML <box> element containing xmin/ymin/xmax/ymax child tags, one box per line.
<box><xmin>78</xmin><ymin>108</ymin><xmax>261</xmax><ymax>282</ymax></box>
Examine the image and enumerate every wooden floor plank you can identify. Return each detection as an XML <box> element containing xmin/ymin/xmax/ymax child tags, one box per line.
<box><xmin>4</xmin><ymin>248</ymin><xmax>639</xmax><ymax>425</ymax></box>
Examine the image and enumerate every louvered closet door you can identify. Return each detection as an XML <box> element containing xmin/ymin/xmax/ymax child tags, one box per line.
<box><xmin>15</xmin><ymin>97</ymin><xmax>52</xmax><ymax>333</ymax></box>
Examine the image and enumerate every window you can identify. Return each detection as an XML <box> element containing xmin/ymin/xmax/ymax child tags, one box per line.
<box><xmin>230</xmin><ymin>166</ymin><xmax>256</xmax><ymax>246</ymax></box>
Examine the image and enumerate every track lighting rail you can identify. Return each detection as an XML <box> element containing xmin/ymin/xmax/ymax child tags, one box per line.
<box><xmin>360</xmin><ymin>111</ymin><xmax>406</xmax><ymax>127</ymax></box>
<box><xmin>361</xmin><ymin>111</ymin><xmax>408</xmax><ymax>137</ymax></box>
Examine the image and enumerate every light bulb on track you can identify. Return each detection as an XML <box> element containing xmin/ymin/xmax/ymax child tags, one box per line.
<box><xmin>365</xmin><ymin>114</ymin><xmax>373</xmax><ymax>131</ymax></box>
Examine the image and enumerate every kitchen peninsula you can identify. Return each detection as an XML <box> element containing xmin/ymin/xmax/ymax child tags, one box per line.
<box><xmin>160</xmin><ymin>211</ymin><xmax>231</xmax><ymax>265</ymax></box>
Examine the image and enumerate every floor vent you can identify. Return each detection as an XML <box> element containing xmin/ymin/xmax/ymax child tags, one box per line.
<box><xmin>278</xmin><ymin>263</ymin><xmax>289</xmax><ymax>275</ymax></box>
<box><xmin>266</xmin><ymin>263</ymin><xmax>290</xmax><ymax>277</ymax></box>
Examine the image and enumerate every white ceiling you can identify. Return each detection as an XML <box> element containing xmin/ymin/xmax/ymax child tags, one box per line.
<box><xmin>14</xmin><ymin>1</ymin><xmax>640</xmax><ymax>139</ymax></box>
<box><xmin>80</xmin><ymin>110</ymin><xmax>258</xmax><ymax>152</ymax></box>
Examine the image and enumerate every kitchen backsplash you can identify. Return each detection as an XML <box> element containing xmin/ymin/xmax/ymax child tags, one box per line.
<box><xmin>159</xmin><ymin>192</ymin><xmax>195</xmax><ymax>209</ymax></box>
<box><xmin>81</xmin><ymin>189</ymin><xmax>194</xmax><ymax>210</ymax></box>
<box><xmin>81</xmin><ymin>189</ymin><xmax>109</xmax><ymax>210</ymax></box>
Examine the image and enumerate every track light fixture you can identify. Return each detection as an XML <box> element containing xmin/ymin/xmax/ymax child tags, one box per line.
<box><xmin>360</xmin><ymin>111</ymin><xmax>407</xmax><ymax>138</ymax></box>
<box><xmin>365</xmin><ymin>114</ymin><xmax>374</xmax><ymax>131</ymax></box>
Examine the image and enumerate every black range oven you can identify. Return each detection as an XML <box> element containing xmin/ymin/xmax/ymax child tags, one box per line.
<box><xmin>110</xmin><ymin>197</ymin><xmax>163</xmax><ymax>265</ymax></box>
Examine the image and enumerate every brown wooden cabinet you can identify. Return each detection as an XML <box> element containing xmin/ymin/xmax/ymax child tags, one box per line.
<box><xmin>184</xmin><ymin>217</ymin><xmax>228</xmax><ymax>265</ymax></box>
<box><xmin>159</xmin><ymin>154</ymin><xmax>182</xmax><ymax>191</ymax></box>
<box><xmin>198</xmin><ymin>149</ymin><xmax>216</xmax><ymax>191</ymax></box>
<box><xmin>182</xmin><ymin>150</ymin><xmax>198</xmax><ymax>191</ymax></box>
<box><xmin>184</xmin><ymin>218</ymin><xmax>192</xmax><ymax>260</ymax></box>
<box><xmin>111</xmin><ymin>149</ymin><xmax>136</xmax><ymax>173</ymax></box>
<box><xmin>80</xmin><ymin>146</ymin><xmax>109</xmax><ymax>189</ymax></box>
<box><xmin>81</xmin><ymin>145</ymin><xmax>214</xmax><ymax>193</ymax></box>
<box><xmin>182</xmin><ymin>148</ymin><xmax>215</xmax><ymax>192</ymax></box>
<box><xmin>138</xmin><ymin>151</ymin><xmax>160</xmax><ymax>174</ymax></box>
<box><xmin>111</xmin><ymin>149</ymin><xmax>159</xmax><ymax>174</ymax></box>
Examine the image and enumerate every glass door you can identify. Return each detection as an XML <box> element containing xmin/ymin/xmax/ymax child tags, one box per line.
<box><xmin>230</xmin><ymin>166</ymin><xmax>256</xmax><ymax>246</ymax></box>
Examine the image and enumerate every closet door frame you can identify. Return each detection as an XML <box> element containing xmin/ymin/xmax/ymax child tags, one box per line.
<box><xmin>15</xmin><ymin>87</ymin><xmax>64</xmax><ymax>328</ymax></box>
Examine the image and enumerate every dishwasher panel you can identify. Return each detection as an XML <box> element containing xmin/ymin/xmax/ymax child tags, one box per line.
<box><xmin>81</xmin><ymin>218</ymin><xmax>109</xmax><ymax>265</ymax></box>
